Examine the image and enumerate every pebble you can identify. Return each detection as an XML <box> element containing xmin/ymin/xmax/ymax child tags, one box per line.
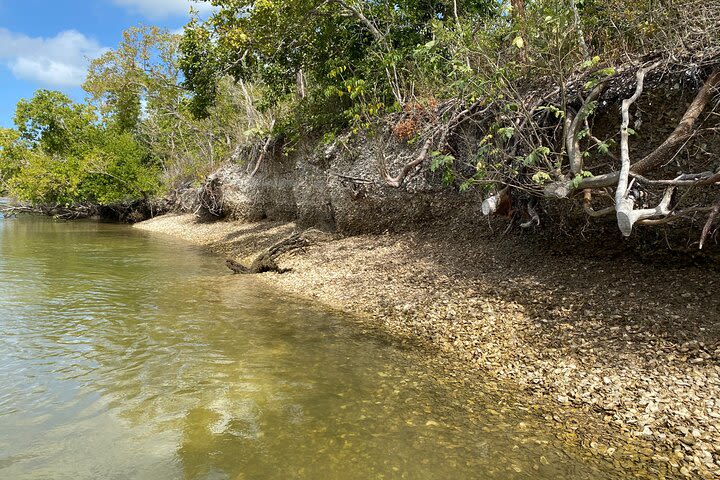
<box><xmin>136</xmin><ymin>213</ymin><xmax>720</xmax><ymax>479</ymax></box>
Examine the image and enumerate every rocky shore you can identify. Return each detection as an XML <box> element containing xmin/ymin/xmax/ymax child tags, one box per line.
<box><xmin>136</xmin><ymin>213</ymin><xmax>720</xmax><ymax>479</ymax></box>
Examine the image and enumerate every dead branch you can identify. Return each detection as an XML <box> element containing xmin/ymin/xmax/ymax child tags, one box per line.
<box><xmin>566</xmin><ymin>81</ymin><xmax>607</xmax><ymax>176</ymax></box>
<box><xmin>249</xmin><ymin>133</ymin><xmax>274</xmax><ymax>179</ymax></box>
<box><xmin>617</xmin><ymin>186</ymin><xmax>676</xmax><ymax>235</ymax></box>
<box><xmin>563</xmin><ymin>68</ymin><xmax>720</xmax><ymax>193</ymax></box>
<box><xmin>329</xmin><ymin>172</ymin><xmax>374</xmax><ymax>184</ymax></box>
<box><xmin>197</xmin><ymin>175</ymin><xmax>224</xmax><ymax>218</ymax></box>
<box><xmin>630</xmin><ymin>171</ymin><xmax>716</xmax><ymax>186</ymax></box>
<box><xmin>698</xmin><ymin>171</ymin><xmax>720</xmax><ymax>186</ymax></box>
<box><xmin>519</xmin><ymin>203</ymin><xmax>541</xmax><ymax>228</ymax></box>
<box><xmin>333</xmin><ymin>0</ymin><xmax>387</xmax><ymax>46</ymax></box>
<box><xmin>635</xmin><ymin>206</ymin><xmax>716</xmax><ymax>226</ymax></box>
<box><xmin>437</xmin><ymin>101</ymin><xmax>493</xmax><ymax>148</ymax></box>
<box><xmin>1</xmin><ymin>203</ymin><xmax>100</xmax><ymax>220</ymax></box>
<box><xmin>0</xmin><ymin>205</ymin><xmax>35</xmax><ymax>217</ymax></box>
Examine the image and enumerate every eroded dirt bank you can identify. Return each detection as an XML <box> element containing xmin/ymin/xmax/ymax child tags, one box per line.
<box><xmin>136</xmin><ymin>214</ymin><xmax>720</xmax><ymax>479</ymax></box>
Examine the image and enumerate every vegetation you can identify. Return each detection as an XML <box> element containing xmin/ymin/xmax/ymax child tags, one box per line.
<box><xmin>1</xmin><ymin>1</ymin><xmax>719</xmax><ymax>240</ymax></box>
<box><xmin>4</xmin><ymin>89</ymin><xmax>159</xmax><ymax>207</ymax></box>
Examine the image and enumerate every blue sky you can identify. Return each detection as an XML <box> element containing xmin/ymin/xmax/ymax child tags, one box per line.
<box><xmin>0</xmin><ymin>0</ymin><xmax>213</xmax><ymax>128</ymax></box>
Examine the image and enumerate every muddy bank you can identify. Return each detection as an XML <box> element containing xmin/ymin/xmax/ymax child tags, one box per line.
<box><xmin>136</xmin><ymin>213</ymin><xmax>720</xmax><ymax>479</ymax></box>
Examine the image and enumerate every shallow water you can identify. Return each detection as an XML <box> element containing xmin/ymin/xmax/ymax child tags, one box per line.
<box><xmin>0</xmin><ymin>214</ymin><xmax>621</xmax><ymax>479</ymax></box>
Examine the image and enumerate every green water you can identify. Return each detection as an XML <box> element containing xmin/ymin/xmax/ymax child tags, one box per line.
<box><xmin>0</xmin><ymin>213</ymin><xmax>621</xmax><ymax>479</ymax></box>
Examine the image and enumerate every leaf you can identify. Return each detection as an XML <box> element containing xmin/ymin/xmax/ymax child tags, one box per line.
<box><xmin>497</xmin><ymin>127</ymin><xmax>515</xmax><ymax>140</ymax></box>
<box><xmin>512</xmin><ymin>36</ymin><xmax>524</xmax><ymax>49</ymax></box>
<box><xmin>430</xmin><ymin>153</ymin><xmax>455</xmax><ymax>172</ymax></box>
<box><xmin>537</xmin><ymin>105</ymin><xmax>565</xmax><ymax>119</ymax></box>
<box><xmin>532</xmin><ymin>171</ymin><xmax>551</xmax><ymax>185</ymax></box>
<box><xmin>570</xmin><ymin>171</ymin><xmax>593</xmax><ymax>189</ymax></box>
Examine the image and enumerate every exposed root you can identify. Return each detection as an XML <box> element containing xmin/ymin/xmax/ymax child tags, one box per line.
<box><xmin>196</xmin><ymin>175</ymin><xmax>224</xmax><ymax>219</ymax></box>
<box><xmin>383</xmin><ymin>138</ymin><xmax>433</xmax><ymax>188</ymax></box>
<box><xmin>700</xmin><ymin>202</ymin><xmax>720</xmax><ymax>249</ymax></box>
<box><xmin>630</xmin><ymin>68</ymin><xmax>720</xmax><ymax>175</ymax></box>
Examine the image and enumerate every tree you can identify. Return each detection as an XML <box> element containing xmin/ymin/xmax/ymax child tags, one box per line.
<box><xmin>0</xmin><ymin>128</ymin><xmax>24</xmax><ymax>191</ymax></box>
<box><xmin>14</xmin><ymin>90</ymin><xmax>96</xmax><ymax>156</ymax></box>
<box><xmin>84</xmin><ymin>26</ymin><xmax>182</xmax><ymax>133</ymax></box>
<box><xmin>6</xmin><ymin>89</ymin><xmax>160</xmax><ymax>206</ymax></box>
<box><xmin>179</xmin><ymin>0</ymin><xmax>497</xmax><ymax>123</ymax></box>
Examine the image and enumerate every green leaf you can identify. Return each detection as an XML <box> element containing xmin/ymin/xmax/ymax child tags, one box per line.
<box><xmin>497</xmin><ymin>127</ymin><xmax>515</xmax><ymax>140</ymax></box>
<box><xmin>532</xmin><ymin>171</ymin><xmax>551</xmax><ymax>184</ymax></box>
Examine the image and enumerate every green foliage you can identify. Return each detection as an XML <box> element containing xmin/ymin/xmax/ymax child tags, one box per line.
<box><xmin>79</xmin><ymin>131</ymin><xmax>161</xmax><ymax>204</ymax></box>
<box><xmin>4</xmin><ymin>90</ymin><xmax>160</xmax><ymax>206</ymax></box>
<box><xmin>14</xmin><ymin>90</ymin><xmax>96</xmax><ymax>156</ymax></box>
<box><xmin>84</xmin><ymin>26</ymin><xmax>179</xmax><ymax>133</ymax></box>
<box><xmin>179</xmin><ymin>0</ymin><xmax>498</xmax><ymax>130</ymax></box>
<box><xmin>0</xmin><ymin>128</ymin><xmax>25</xmax><ymax>192</ymax></box>
<box><xmin>6</xmin><ymin>150</ymin><xmax>83</xmax><ymax>205</ymax></box>
<box><xmin>532</xmin><ymin>171</ymin><xmax>552</xmax><ymax>185</ymax></box>
<box><xmin>5</xmin><ymin>0</ymin><xmax>715</xmax><ymax>209</ymax></box>
<box><xmin>430</xmin><ymin>151</ymin><xmax>456</xmax><ymax>184</ymax></box>
<box><xmin>522</xmin><ymin>146</ymin><xmax>551</xmax><ymax>167</ymax></box>
<box><xmin>570</xmin><ymin>170</ymin><xmax>594</xmax><ymax>189</ymax></box>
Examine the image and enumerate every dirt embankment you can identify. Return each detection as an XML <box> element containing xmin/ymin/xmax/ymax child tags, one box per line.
<box><xmin>136</xmin><ymin>213</ymin><xmax>720</xmax><ymax>479</ymax></box>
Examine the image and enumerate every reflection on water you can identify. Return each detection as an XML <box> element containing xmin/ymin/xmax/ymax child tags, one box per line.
<box><xmin>0</xmin><ymin>215</ymin><xmax>618</xmax><ymax>479</ymax></box>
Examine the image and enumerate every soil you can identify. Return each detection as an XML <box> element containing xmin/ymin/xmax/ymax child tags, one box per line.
<box><xmin>136</xmin><ymin>213</ymin><xmax>720</xmax><ymax>479</ymax></box>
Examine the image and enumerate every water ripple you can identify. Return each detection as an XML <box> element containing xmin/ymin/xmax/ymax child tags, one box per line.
<box><xmin>0</xmin><ymin>217</ymin><xmax>620</xmax><ymax>480</ymax></box>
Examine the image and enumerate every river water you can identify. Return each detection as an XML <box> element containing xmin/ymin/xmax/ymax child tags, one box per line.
<box><xmin>0</xmin><ymin>213</ymin><xmax>622</xmax><ymax>479</ymax></box>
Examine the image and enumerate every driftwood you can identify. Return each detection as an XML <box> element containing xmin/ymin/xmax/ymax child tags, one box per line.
<box><xmin>226</xmin><ymin>231</ymin><xmax>309</xmax><ymax>274</ymax></box>
<box><xmin>0</xmin><ymin>203</ymin><xmax>99</xmax><ymax>220</ymax></box>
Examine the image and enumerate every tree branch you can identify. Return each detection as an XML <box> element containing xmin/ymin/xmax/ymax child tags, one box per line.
<box><xmin>583</xmin><ymin>189</ymin><xmax>615</xmax><ymax>217</ymax></box>
<box><xmin>630</xmin><ymin>171</ymin><xmax>716</xmax><ymax>186</ymax></box>
<box><xmin>566</xmin><ymin>81</ymin><xmax>607</xmax><ymax>175</ymax></box>
<box><xmin>632</xmin><ymin>68</ymin><xmax>720</xmax><ymax>174</ymax></box>
<box><xmin>616</xmin><ymin>62</ymin><xmax>664</xmax><ymax>236</ymax></box>
<box><xmin>563</xmin><ymin>68</ymin><xmax>720</xmax><ymax>193</ymax></box>
<box><xmin>333</xmin><ymin>0</ymin><xmax>387</xmax><ymax>47</ymax></box>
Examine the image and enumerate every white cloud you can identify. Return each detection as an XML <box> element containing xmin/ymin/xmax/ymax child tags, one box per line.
<box><xmin>0</xmin><ymin>29</ymin><xmax>108</xmax><ymax>87</ymax></box>
<box><xmin>111</xmin><ymin>0</ymin><xmax>214</xmax><ymax>19</ymax></box>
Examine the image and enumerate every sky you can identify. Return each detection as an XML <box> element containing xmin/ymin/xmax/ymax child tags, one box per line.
<box><xmin>0</xmin><ymin>0</ymin><xmax>214</xmax><ymax>128</ymax></box>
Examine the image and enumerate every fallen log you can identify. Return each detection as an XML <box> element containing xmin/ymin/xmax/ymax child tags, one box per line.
<box><xmin>225</xmin><ymin>231</ymin><xmax>309</xmax><ymax>274</ymax></box>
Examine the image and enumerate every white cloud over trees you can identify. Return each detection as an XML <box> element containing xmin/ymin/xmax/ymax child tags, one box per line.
<box><xmin>0</xmin><ymin>29</ymin><xmax>107</xmax><ymax>87</ymax></box>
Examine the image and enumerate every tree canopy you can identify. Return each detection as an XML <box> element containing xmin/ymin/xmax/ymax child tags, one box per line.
<box><xmin>0</xmin><ymin>1</ymin><xmax>718</xmax><ymax>241</ymax></box>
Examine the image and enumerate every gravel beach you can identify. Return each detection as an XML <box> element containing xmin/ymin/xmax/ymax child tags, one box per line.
<box><xmin>136</xmin><ymin>213</ymin><xmax>720</xmax><ymax>479</ymax></box>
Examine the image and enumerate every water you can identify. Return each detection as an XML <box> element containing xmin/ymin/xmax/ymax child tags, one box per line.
<box><xmin>0</xmin><ymin>213</ymin><xmax>622</xmax><ymax>479</ymax></box>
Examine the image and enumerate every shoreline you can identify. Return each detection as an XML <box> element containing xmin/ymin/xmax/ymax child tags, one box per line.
<box><xmin>135</xmin><ymin>213</ymin><xmax>720</xmax><ymax>479</ymax></box>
